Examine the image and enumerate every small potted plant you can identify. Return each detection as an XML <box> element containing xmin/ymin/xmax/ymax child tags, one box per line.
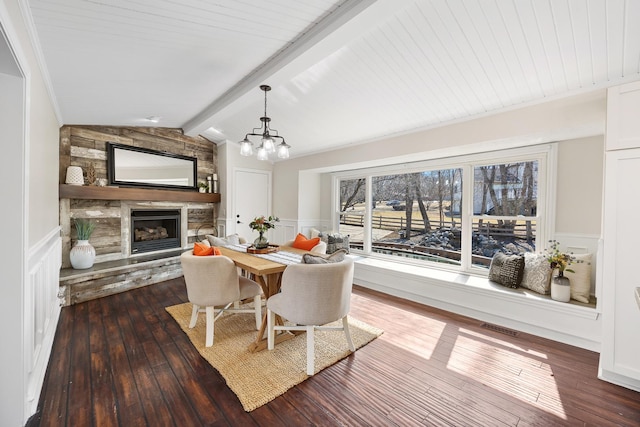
<box><xmin>545</xmin><ymin>240</ymin><xmax>580</xmax><ymax>302</ymax></box>
<box><xmin>198</xmin><ymin>182</ymin><xmax>208</xmax><ymax>193</ymax></box>
<box><xmin>249</xmin><ymin>215</ymin><xmax>279</xmax><ymax>249</ymax></box>
<box><xmin>70</xmin><ymin>218</ymin><xmax>96</xmax><ymax>269</ymax></box>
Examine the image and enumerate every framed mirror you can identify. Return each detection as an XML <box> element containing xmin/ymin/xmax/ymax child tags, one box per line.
<box><xmin>107</xmin><ymin>142</ymin><xmax>197</xmax><ymax>190</ymax></box>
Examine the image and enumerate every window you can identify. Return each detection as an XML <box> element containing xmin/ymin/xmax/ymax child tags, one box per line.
<box><xmin>334</xmin><ymin>146</ymin><xmax>551</xmax><ymax>274</ymax></box>
<box><xmin>470</xmin><ymin>161</ymin><xmax>538</xmax><ymax>268</ymax></box>
<box><xmin>338</xmin><ymin>178</ymin><xmax>366</xmax><ymax>247</ymax></box>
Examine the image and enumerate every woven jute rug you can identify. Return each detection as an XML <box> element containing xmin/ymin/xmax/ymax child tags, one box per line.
<box><xmin>166</xmin><ymin>302</ymin><xmax>383</xmax><ymax>411</ymax></box>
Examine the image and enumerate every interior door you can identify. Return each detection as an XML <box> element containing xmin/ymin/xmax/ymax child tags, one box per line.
<box><xmin>234</xmin><ymin>168</ymin><xmax>271</xmax><ymax>242</ymax></box>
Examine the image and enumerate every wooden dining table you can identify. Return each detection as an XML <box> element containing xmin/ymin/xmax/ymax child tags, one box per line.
<box><xmin>218</xmin><ymin>245</ymin><xmax>308</xmax><ymax>352</ymax></box>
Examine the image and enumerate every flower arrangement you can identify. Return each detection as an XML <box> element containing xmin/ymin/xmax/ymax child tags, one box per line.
<box><xmin>74</xmin><ymin>218</ymin><xmax>96</xmax><ymax>241</ymax></box>
<box><xmin>545</xmin><ymin>240</ymin><xmax>580</xmax><ymax>277</ymax></box>
<box><xmin>249</xmin><ymin>215</ymin><xmax>279</xmax><ymax>234</ymax></box>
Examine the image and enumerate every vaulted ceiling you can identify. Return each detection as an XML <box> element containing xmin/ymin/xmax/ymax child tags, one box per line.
<box><xmin>26</xmin><ymin>0</ymin><xmax>640</xmax><ymax>158</ymax></box>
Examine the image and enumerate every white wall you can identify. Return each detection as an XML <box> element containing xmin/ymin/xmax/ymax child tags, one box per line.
<box><xmin>555</xmin><ymin>135</ymin><xmax>604</xmax><ymax>234</ymax></box>
<box><xmin>0</xmin><ymin>0</ymin><xmax>62</xmax><ymax>424</ymax></box>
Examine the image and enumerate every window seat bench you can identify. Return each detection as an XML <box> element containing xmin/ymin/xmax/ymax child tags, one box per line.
<box><xmin>350</xmin><ymin>255</ymin><xmax>601</xmax><ymax>351</ymax></box>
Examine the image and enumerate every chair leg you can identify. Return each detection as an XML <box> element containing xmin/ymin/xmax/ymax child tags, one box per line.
<box><xmin>189</xmin><ymin>304</ymin><xmax>199</xmax><ymax>328</ymax></box>
<box><xmin>343</xmin><ymin>316</ymin><xmax>355</xmax><ymax>351</ymax></box>
<box><xmin>267</xmin><ymin>309</ymin><xmax>275</xmax><ymax>350</ymax></box>
<box><xmin>205</xmin><ymin>306</ymin><xmax>215</xmax><ymax>347</ymax></box>
<box><xmin>253</xmin><ymin>295</ymin><xmax>262</xmax><ymax>330</ymax></box>
<box><xmin>306</xmin><ymin>325</ymin><xmax>315</xmax><ymax>376</ymax></box>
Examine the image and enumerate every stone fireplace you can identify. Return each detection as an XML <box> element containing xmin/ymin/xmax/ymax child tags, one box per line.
<box><xmin>58</xmin><ymin>125</ymin><xmax>219</xmax><ymax>305</ymax></box>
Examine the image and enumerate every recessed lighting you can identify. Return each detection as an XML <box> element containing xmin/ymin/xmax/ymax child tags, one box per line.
<box><xmin>146</xmin><ymin>116</ymin><xmax>161</xmax><ymax>123</ymax></box>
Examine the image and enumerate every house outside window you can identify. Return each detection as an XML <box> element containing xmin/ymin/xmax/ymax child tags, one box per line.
<box><xmin>334</xmin><ymin>146</ymin><xmax>552</xmax><ymax>275</ymax></box>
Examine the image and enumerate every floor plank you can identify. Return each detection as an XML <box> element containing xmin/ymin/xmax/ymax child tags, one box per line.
<box><xmin>27</xmin><ymin>278</ymin><xmax>640</xmax><ymax>426</ymax></box>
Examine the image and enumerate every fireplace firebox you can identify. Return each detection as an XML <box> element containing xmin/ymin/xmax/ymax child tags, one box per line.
<box><xmin>131</xmin><ymin>209</ymin><xmax>181</xmax><ymax>254</ymax></box>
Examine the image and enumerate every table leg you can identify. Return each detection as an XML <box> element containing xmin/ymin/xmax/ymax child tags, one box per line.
<box><xmin>247</xmin><ymin>272</ymin><xmax>295</xmax><ymax>352</ymax></box>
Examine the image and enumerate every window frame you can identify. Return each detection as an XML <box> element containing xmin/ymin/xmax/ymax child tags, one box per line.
<box><xmin>332</xmin><ymin>144</ymin><xmax>556</xmax><ymax>276</ymax></box>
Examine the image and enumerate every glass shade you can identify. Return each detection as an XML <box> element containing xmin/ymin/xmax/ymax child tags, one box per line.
<box><xmin>256</xmin><ymin>145</ymin><xmax>269</xmax><ymax>161</ymax></box>
<box><xmin>262</xmin><ymin>135</ymin><xmax>275</xmax><ymax>153</ymax></box>
<box><xmin>240</xmin><ymin>139</ymin><xmax>253</xmax><ymax>156</ymax></box>
<box><xmin>277</xmin><ymin>143</ymin><xmax>290</xmax><ymax>159</ymax></box>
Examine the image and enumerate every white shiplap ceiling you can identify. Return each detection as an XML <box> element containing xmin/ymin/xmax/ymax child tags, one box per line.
<box><xmin>25</xmin><ymin>0</ymin><xmax>640</xmax><ymax>158</ymax></box>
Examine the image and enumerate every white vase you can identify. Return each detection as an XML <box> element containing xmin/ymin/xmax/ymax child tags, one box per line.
<box><xmin>65</xmin><ymin>166</ymin><xmax>84</xmax><ymax>185</ymax></box>
<box><xmin>551</xmin><ymin>275</ymin><xmax>571</xmax><ymax>302</ymax></box>
<box><xmin>70</xmin><ymin>240</ymin><xmax>96</xmax><ymax>269</ymax></box>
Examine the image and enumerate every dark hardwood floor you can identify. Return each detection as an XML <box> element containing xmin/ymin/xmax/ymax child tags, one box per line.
<box><xmin>28</xmin><ymin>278</ymin><xmax>640</xmax><ymax>426</ymax></box>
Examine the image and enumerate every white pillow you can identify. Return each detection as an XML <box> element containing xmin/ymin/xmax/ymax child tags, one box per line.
<box><xmin>206</xmin><ymin>233</ymin><xmax>241</xmax><ymax>247</ymax></box>
<box><xmin>565</xmin><ymin>253</ymin><xmax>592</xmax><ymax>303</ymax></box>
<box><xmin>520</xmin><ymin>253</ymin><xmax>552</xmax><ymax>295</ymax></box>
<box><xmin>308</xmin><ymin>227</ymin><xmax>321</xmax><ymax>238</ymax></box>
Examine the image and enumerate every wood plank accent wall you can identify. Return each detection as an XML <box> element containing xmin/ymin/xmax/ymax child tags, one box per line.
<box><xmin>59</xmin><ymin>126</ymin><xmax>218</xmax><ymax>269</ymax></box>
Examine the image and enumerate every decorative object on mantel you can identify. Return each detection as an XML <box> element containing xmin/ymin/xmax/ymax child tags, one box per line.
<box><xmin>545</xmin><ymin>240</ymin><xmax>582</xmax><ymax>302</ymax></box>
<box><xmin>212</xmin><ymin>173</ymin><xmax>218</xmax><ymax>193</ymax></box>
<box><xmin>65</xmin><ymin>166</ymin><xmax>84</xmax><ymax>185</ymax></box>
<box><xmin>70</xmin><ymin>218</ymin><xmax>96</xmax><ymax>269</ymax></box>
<box><xmin>86</xmin><ymin>163</ymin><xmax>97</xmax><ymax>186</ymax></box>
<box><xmin>249</xmin><ymin>215</ymin><xmax>279</xmax><ymax>249</ymax></box>
<box><xmin>238</xmin><ymin>85</ymin><xmax>291</xmax><ymax>160</ymax></box>
<box><xmin>198</xmin><ymin>181</ymin><xmax>208</xmax><ymax>193</ymax></box>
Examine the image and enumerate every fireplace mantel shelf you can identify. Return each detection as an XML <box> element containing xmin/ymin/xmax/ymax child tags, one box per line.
<box><xmin>59</xmin><ymin>184</ymin><xmax>220</xmax><ymax>203</ymax></box>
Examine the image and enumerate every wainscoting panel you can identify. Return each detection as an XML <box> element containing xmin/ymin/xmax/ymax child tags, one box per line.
<box><xmin>25</xmin><ymin>227</ymin><xmax>62</xmax><ymax>414</ymax></box>
<box><xmin>273</xmin><ymin>219</ymin><xmax>297</xmax><ymax>244</ymax></box>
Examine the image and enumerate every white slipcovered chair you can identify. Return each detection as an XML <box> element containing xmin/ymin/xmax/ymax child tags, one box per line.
<box><xmin>180</xmin><ymin>251</ymin><xmax>262</xmax><ymax>347</ymax></box>
<box><xmin>266</xmin><ymin>258</ymin><xmax>355</xmax><ymax>375</ymax></box>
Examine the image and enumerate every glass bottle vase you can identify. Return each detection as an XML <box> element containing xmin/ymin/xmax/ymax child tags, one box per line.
<box><xmin>254</xmin><ymin>231</ymin><xmax>269</xmax><ymax>249</ymax></box>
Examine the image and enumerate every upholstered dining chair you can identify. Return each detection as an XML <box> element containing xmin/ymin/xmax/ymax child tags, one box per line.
<box><xmin>266</xmin><ymin>258</ymin><xmax>355</xmax><ymax>375</ymax></box>
<box><xmin>180</xmin><ymin>251</ymin><xmax>262</xmax><ymax>347</ymax></box>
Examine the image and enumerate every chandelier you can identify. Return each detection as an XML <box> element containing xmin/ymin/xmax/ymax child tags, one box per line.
<box><xmin>239</xmin><ymin>85</ymin><xmax>290</xmax><ymax>160</ymax></box>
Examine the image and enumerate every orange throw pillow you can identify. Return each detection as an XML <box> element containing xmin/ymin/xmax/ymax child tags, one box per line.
<box><xmin>193</xmin><ymin>241</ymin><xmax>214</xmax><ymax>256</ymax></box>
<box><xmin>292</xmin><ymin>233</ymin><xmax>321</xmax><ymax>251</ymax></box>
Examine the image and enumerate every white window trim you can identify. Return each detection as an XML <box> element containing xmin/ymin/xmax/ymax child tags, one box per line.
<box><xmin>332</xmin><ymin>143</ymin><xmax>557</xmax><ymax>277</ymax></box>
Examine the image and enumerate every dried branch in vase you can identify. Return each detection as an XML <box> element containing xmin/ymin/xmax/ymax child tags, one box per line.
<box><xmin>86</xmin><ymin>164</ymin><xmax>97</xmax><ymax>186</ymax></box>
